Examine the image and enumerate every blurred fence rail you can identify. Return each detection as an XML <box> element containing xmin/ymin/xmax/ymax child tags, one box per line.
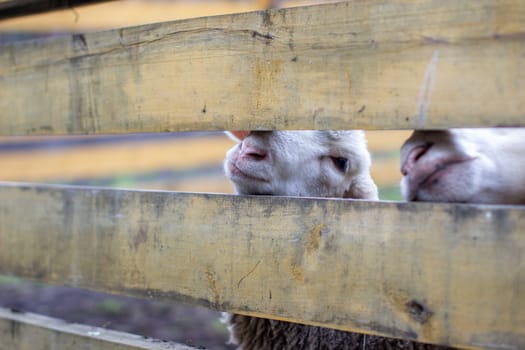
<box><xmin>0</xmin><ymin>0</ymin><xmax>330</xmax><ymax>32</ymax></box>
<box><xmin>0</xmin><ymin>131</ymin><xmax>409</xmax><ymax>194</ymax></box>
<box><xmin>0</xmin><ymin>0</ymin><xmax>114</xmax><ymax>20</ymax></box>
<box><xmin>0</xmin><ymin>306</ymin><xmax>195</xmax><ymax>350</ymax></box>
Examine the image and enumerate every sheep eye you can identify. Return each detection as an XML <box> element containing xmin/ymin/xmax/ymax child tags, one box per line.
<box><xmin>331</xmin><ymin>157</ymin><xmax>349</xmax><ymax>172</ymax></box>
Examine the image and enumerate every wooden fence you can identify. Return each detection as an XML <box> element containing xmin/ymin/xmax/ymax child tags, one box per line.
<box><xmin>1</xmin><ymin>1</ymin><xmax>525</xmax><ymax>349</ymax></box>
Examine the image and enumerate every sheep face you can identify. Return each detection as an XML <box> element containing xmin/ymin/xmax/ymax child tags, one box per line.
<box><xmin>224</xmin><ymin>130</ymin><xmax>378</xmax><ymax>199</ymax></box>
<box><xmin>401</xmin><ymin>128</ymin><xmax>525</xmax><ymax>204</ymax></box>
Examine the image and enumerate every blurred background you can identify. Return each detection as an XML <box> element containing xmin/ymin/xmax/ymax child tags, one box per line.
<box><xmin>0</xmin><ymin>1</ymin><xmax>410</xmax><ymax>349</ymax></box>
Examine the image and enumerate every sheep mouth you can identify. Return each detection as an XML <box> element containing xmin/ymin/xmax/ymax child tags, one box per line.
<box><xmin>407</xmin><ymin>157</ymin><xmax>477</xmax><ymax>200</ymax></box>
<box><xmin>228</xmin><ymin>162</ymin><xmax>269</xmax><ymax>183</ymax></box>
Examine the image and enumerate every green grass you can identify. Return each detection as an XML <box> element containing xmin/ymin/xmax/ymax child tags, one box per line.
<box><xmin>95</xmin><ymin>298</ymin><xmax>127</xmax><ymax>316</ymax></box>
<box><xmin>378</xmin><ymin>186</ymin><xmax>403</xmax><ymax>201</ymax></box>
<box><xmin>0</xmin><ymin>275</ymin><xmax>25</xmax><ymax>286</ymax></box>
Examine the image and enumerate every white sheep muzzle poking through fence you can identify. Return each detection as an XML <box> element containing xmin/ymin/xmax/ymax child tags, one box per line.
<box><xmin>224</xmin><ymin>130</ymin><xmax>378</xmax><ymax>199</ymax></box>
<box><xmin>401</xmin><ymin>128</ymin><xmax>525</xmax><ymax>204</ymax></box>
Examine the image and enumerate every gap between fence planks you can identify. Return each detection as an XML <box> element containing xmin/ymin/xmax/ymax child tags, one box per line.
<box><xmin>0</xmin><ymin>183</ymin><xmax>523</xmax><ymax>349</ymax></box>
<box><xmin>0</xmin><ymin>307</ymin><xmax>198</xmax><ymax>350</ymax></box>
<box><xmin>1</xmin><ymin>0</ymin><xmax>525</xmax><ymax>136</ymax></box>
<box><xmin>0</xmin><ymin>131</ymin><xmax>406</xmax><ymax>189</ymax></box>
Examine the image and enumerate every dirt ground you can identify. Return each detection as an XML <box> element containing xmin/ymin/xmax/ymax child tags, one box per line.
<box><xmin>0</xmin><ymin>276</ymin><xmax>235</xmax><ymax>350</ymax></box>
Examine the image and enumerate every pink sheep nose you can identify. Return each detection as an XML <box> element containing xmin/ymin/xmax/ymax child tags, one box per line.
<box><xmin>401</xmin><ymin>143</ymin><xmax>432</xmax><ymax>176</ymax></box>
<box><xmin>239</xmin><ymin>141</ymin><xmax>267</xmax><ymax>160</ymax></box>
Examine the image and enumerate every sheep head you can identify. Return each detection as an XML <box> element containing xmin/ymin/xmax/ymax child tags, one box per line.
<box><xmin>224</xmin><ymin>130</ymin><xmax>378</xmax><ymax>200</ymax></box>
<box><xmin>400</xmin><ymin>128</ymin><xmax>525</xmax><ymax>204</ymax></box>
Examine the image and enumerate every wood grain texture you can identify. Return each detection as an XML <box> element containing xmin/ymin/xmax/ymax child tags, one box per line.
<box><xmin>0</xmin><ymin>307</ymin><xmax>198</xmax><ymax>350</ymax></box>
<box><xmin>1</xmin><ymin>0</ymin><xmax>524</xmax><ymax>135</ymax></box>
<box><xmin>0</xmin><ymin>183</ymin><xmax>523</xmax><ymax>349</ymax></box>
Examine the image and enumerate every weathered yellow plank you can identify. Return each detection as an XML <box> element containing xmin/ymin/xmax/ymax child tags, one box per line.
<box><xmin>366</xmin><ymin>131</ymin><xmax>412</xmax><ymax>153</ymax></box>
<box><xmin>370</xmin><ymin>158</ymin><xmax>401</xmax><ymax>186</ymax></box>
<box><xmin>0</xmin><ymin>131</ymin><xmax>402</xmax><ymax>187</ymax></box>
<box><xmin>0</xmin><ymin>307</ymin><xmax>198</xmax><ymax>350</ymax></box>
<box><xmin>0</xmin><ymin>1</ymin><xmax>349</xmax><ymax>32</ymax></box>
<box><xmin>0</xmin><ymin>0</ymin><xmax>279</xmax><ymax>31</ymax></box>
<box><xmin>0</xmin><ymin>0</ymin><xmax>112</xmax><ymax>19</ymax></box>
<box><xmin>0</xmin><ymin>134</ymin><xmax>233</xmax><ymax>182</ymax></box>
<box><xmin>0</xmin><ymin>183</ymin><xmax>523</xmax><ymax>349</ymax></box>
<box><xmin>1</xmin><ymin>1</ymin><xmax>524</xmax><ymax>135</ymax></box>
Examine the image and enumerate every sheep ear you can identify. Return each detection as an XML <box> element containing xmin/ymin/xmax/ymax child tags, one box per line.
<box><xmin>344</xmin><ymin>174</ymin><xmax>379</xmax><ymax>200</ymax></box>
<box><xmin>225</xmin><ymin>131</ymin><xmax>250</xmax><ymax>142</ymax></box>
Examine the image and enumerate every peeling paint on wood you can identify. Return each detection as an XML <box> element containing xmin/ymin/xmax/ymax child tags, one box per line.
<box><xmin>0</xmin><ymin>183</ymin><xmax>523</xmax><ymax>349</ymax></box>
<box><xmin>1</xmin><ymin>0</ymin><xmax>525</xmax><ymax>135</ymax></box>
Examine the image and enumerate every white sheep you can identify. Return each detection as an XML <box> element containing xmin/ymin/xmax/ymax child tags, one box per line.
<box><xmin>401</xmin><ymin>128</ymin><xmax>525</xmax><ymax>204</ymax></box>
<box><xmin>222</xmin><ymin>130</ymin><xmax>451</xmax><ymax>350</ymax></box>
<box><xmin>224</xmin><ymin>130</ymin><xmax>378</xmax><ymax>199</ymax></box>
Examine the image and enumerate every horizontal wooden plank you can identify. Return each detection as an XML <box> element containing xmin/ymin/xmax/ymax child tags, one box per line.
<box><xmin>0</xmin><ymin>183</ymin><xmax>523</xmax><ymax>349</ymax></box>
<box><xmin>366</xmin><ymin>130</ymin><xmax>412</xmax><ymax>153</ymax></box>
<box><xmin>370</xmin><ymin>158</ymin><xmax>401</xmax><ymax>187</ymax></box>
<box><xmin>1</xmin><ymin>1</ymin><xmax>524</xmax><ymax>135</ymax></box>
<box><xmin>0</xmin><ymin>0</ymin><xmax>112</xmax><ymax>20</ymax></box>
<box><xmin>0</xmin><ymin>307</ymin><xmax>198</xmax><ymax>350</ymax></box>
<box><xmin>0</xmin><ymin>131</ymin><xmax>402</xmax><ymax>188</ymax></box>
<box><xmin>0</xmin><ymin>0</ymin><xmax>288</xmax><ymax>31</ymax></box>
<box><xmin>0</xmin><ymin>130</ymin><xmax>408</xmax><ymax>151</ymax></box>
<box><xmin>0</xmin><ymin>134</ymin><xmax>233</xmax><ymax>182</ymax></box>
